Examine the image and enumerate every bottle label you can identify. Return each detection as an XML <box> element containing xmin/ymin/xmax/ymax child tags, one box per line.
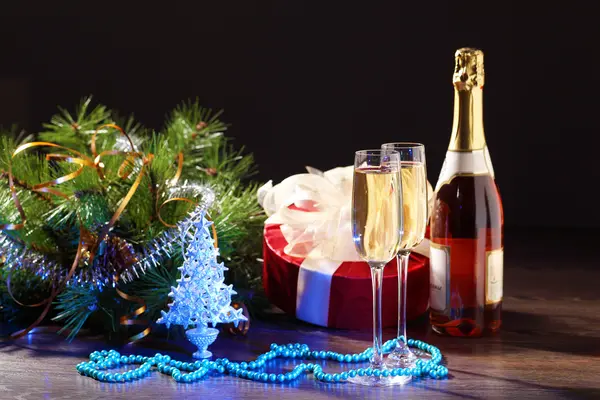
<box><xmin>486</xmin><ymin>249</ymin><xmax>503</xmax><ymax>304</ymax></box>
<box><xmin>430</xmin><ymin>243</ymin><xmax>503</xmax><ymax>311</ymax></box>
<box><xmin>429</xmin><ymin>243</ymin><xmax>450</xmax><ymax>312</ymax></box>
<box><xmin>435</xmin><ymin>147</ymin><xmax>494</xmax><ymax>191</ymax></box>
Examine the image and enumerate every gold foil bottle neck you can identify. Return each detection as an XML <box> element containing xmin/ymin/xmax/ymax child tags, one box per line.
<box><xmin>448</xmin><ymin>48</ymin><xmax>486</xmax><ymax>151</ymax></box>
<box><xmin>453</xmin><ymin>48</ymin><xmax>484</xmax><ymax>91</ymax></box>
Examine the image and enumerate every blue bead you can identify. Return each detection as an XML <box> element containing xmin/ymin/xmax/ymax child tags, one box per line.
<box><xmin>390</xmin><ymin>369</ymin><xmax>398</xmax><ymax>376</ymax></box>
<box><xmin>333</xmin><ymin>374</ymin><xmax>340</xmax><ymax>382</ymax></box>
<box><xmin>373</xmin><ymin>370</ymin><xmax>381</xmax><ymax>377</ymax></box>
<box><xmin>348</xmin><ymin>370</ymin><xmax>357</xmax><ymax>378</ymax></box>
<box><xmin>277</xmin><ymin>374</ymin><xmax>285</xmax><ymax>383</ymax></box>
<box><xmin>343</xmin><ymin>355</ymin><xmax>352</xmax><ymax>362</ymax></box>
<box><xmin>282</xmin><ymin>350</ymin><xmax>290</xmax><ymax>357</ymax></box>
<box><xmin>259</xmin><ymin>373</ymin><xmax>267</xmax><ymax>382</ymax></box>
<box><xmin>357</xmin><ymin>368</ymin><xmax>365</xmax><ymax>376</ymax></box>
<box><xmin>249</xmin><ymin>362</ymin><xmax>256</xmax><ymax>369</ymax></box>
<box><xmin>97</xmin><ymin>372</ymin><xmax>106</xmax><ymax>381</ymax></box>
<box><xmin>324</xmin><ymin>374</ymin><xmax>332</xmax><ymax>382</ymax></box>
<box><xmin>240</xmin><ymin>362</ymin><xmax>248</xmax><ymax>369</ymax></box>
<box><xmin>381</xmin><ymin>370</ymin><xmax>390</xmax><ymax>377</ymax></box>
<box><xmin>105</xmin><ymin>373</ymin><xmax>114</xmax><ymax>382</ymax></box>
<box><xmin>268</xmin><ymin>373</ymin><xmax>276</xmax><ymax>382</ymax></box>
<box><xmin>318</xmin><ymin>351</ymin><xmax>326</xmax><ymax>359</ymax></box>
<box><xmin>340</xmin><ymin>372</ymin><xmax>348</xmax><ymax>380</ymax></box>
<box><xmin>217</xmin><ymin>366</ymin><xmax>225</xmax><ymax>374</ymax></box>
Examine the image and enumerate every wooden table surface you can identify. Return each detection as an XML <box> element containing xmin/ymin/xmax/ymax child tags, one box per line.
<box><xmin>1</xmin><ymin>229</ymin><xmax>599</xmax><ymax>399</ymax></box>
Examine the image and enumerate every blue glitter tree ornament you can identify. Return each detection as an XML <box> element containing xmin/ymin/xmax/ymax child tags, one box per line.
<box><xmin>157</xmin><ymin>207</ymin><xmax>246</xmax><ymax>359</ymax></box>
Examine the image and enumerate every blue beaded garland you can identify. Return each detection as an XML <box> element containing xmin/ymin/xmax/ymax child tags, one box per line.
<box><xmin>75</xmin><ymin>338</ymin><xmax>447</xmax><ymax>384</ymax></box>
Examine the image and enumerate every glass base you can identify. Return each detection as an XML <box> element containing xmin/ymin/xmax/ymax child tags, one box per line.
<box><xmin>347</xmin><ymin>373</ymin><xmax>411</xmax><ymax>386</ymax></box>
<box><xmin>193</xmin><ymin>349</ymin><xmax>213</xmax><ymax>359</ymax></box>
<box><xmin>385</xmin><ymin>350</ymin><xmax>417</xmax><ymax>369</ymax></box>
<box><xmin>185</xmin><ymin>327</ymin><xmax>219</xmax><ymax>359</ymax></box>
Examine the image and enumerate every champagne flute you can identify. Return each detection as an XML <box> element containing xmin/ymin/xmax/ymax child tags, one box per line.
<box><xmin>349</xmin><ymin>149</ymin><xmax>409</xmax><ymax>386</ymax></box>
<box><xmin>381</xmin><ymin>143</ymin><xmax>428</xmax><ymax>368</ymax></box>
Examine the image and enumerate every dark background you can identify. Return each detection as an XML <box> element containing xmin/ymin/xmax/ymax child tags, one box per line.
<box><xmin>0</xmin><ymin>2</ymin><xmax>598</xmax><ymax>229</ymax></box>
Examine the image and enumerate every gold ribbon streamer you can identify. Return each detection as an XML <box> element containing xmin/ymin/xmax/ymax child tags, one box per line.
<box><xmin>169</xmin><ymin>152</ymin><xmax>184</xmax><ymax>186</ymax></box>
<box><xmin>114</xmin><ymin>276</ymin><xmax>152</xmax><ymax>343</ymax></box>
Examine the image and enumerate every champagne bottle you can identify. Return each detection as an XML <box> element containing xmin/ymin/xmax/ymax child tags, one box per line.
<box><xmin>429</xmin><ymin>48</ymin><xmax>504</xmax><ymax>337</ymax></box>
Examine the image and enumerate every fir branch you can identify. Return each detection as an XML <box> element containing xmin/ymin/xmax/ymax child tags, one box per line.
<box><xmin>210</xmin><ymin>181</ymin><xmax>265</xmax><ymax>258</ymax></box>
<box><xmin>187</xmin><ymin>136</ymin><xmax>258</xmax><ymax>183</ymax></box>
<box><xmin>39</xmin><ymin>96</ymin><xmax>112</xmax><ymax>153</ymax></box>
<box><xmin>121</xmin><ymin>257</ymin><xmax>180</xmax><ymax>323</ymax></box>
<box><xmin>0</xmin><ymin>180</ymin><xmax>57</xmax><ymax>252</ymax></box>
<box><xmin>110</xmin><ymin>112</ymin><xmax>147</xmax><ymax>151</ymax></box>
<box><xmin>52</xmin><ymin>284</ymin><xmax>99</xmax><ymax>341</ymax></box>
<box><xmin>164</xmin><ymin>100</ymin><xmax>228</xmax><ymax>167</ymax></box>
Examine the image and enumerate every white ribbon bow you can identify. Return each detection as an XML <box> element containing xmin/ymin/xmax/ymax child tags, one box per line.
<box><xmin>258</xmin><ymin>165</ymin><xmax>361</xmax><ymax>262</ymax></box>
<box><xmin>258</xmin><ymin>165</ymin><xmax>435</xmax><ymax>262</ymax></box>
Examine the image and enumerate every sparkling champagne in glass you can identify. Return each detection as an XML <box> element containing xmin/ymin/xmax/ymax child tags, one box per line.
<box><xmin>349</xmin><ymin>149</ymin><xmax>410</xmax><ymax>386</ymax></box>
<box><xmin>381</xmin><ymin>143</ymin><xmax>428</xmax><ymax>368</ymax></box>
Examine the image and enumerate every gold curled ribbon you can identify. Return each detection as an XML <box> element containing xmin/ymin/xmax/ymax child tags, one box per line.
<box><xmin>114</xmin><ymin>275</ymin><xmax>152</xmax><ymax>343</ymax></box>
<box><xmin>169</xmin><ymin>152</ymin><xmax>184</xmax><ymax>186</ymax></box>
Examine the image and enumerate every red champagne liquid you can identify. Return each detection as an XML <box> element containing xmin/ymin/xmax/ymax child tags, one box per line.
<box><xmin>430</xmin><ymin>174</ymin><xmax>504</xmax><ymax>337</ymax></box>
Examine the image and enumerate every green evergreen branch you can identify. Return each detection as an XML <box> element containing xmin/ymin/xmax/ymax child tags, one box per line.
<box><xmin>39</xmin><ymin>96</ymin><xmax>112</xmax><ymax>153</ymax></box>
<box><xmin>52</xmin><ymin>284</ymin><xmax>99</xmax><ymax>341</ymax></box>
<box><xmin>1</xmin><ymin>96</ymin><xmax>269</xmax><ymax>340</ymax></box>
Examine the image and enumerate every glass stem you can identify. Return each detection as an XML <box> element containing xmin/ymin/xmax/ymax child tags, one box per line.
<box><xmin>397</xmin><ymin>251</ymin><xmax>411</xmax><ymax>347</ymax></box>
<box><xmin>370</xmin><ymin>263</ymin><xmax>385</xmax><ymax>368</ymax></box>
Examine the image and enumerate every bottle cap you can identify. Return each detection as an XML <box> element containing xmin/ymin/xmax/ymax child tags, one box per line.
<box><xmin>453</xmin><ymin>48</ymin><xmax>484</xmax><ymax>90</ymax></box>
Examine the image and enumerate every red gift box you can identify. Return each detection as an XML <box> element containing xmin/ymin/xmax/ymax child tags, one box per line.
<box><xmin>258</xmin><ymin>165</ymin><xmax>432</xmax><ymax>330</ymax></box>
<box><xmin>263</xmin><ymin>223</ymin><xmax>430</xmax><ymax>329</ymax></box>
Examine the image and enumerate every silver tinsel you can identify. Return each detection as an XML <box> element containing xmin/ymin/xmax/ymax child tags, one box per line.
<box><xmin>0</xmin><ymin>232</ymin><xmax>63</xmax><ymax>285</ymax></box>
<box><xmin>1</xmin><ymin>184</ymin><xmax>216</xmax><ymax>289</ymax></box>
